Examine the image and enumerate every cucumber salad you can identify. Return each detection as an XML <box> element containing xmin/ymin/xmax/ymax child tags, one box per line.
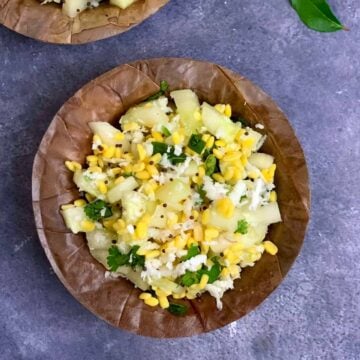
<box><xmin>42</xmin><ymin>0</ymin><xmax>138</xmax><ymax>18</ymax></box>
<box><xmin>61</xmin><ymin>83</ymin><xmax>282</xmax><ymax>315</ymax></box>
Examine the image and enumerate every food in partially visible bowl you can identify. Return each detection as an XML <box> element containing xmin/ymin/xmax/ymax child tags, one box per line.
<box><xmin>42</xmin><ymin>0</ymin><xmax>138</xmax><ymax>17</ymax></box>
<box><xmin>60</xmin><ymin>83</ymin><xmax>282</xmax><ymax>315</ymax></box>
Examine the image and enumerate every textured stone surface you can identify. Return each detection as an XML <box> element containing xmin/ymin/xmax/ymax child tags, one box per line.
<box><xmin>0</xmin><ymin>0</ymin><xmax>359</xmax><ymax>359</ymax></box>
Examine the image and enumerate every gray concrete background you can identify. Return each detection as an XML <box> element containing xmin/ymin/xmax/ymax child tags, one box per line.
<box><xmin>0</xmin><ymin>0</ymin><xmax>359</xmax><ymax>359</ymax></box>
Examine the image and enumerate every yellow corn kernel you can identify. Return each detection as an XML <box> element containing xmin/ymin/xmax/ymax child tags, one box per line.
<box><xmin>199</xmin><ymin>274</ymin><xmax>209</xmax><ymax>290</ymax></box>
<box><xmin>198</xmin><ymin>166</ymin><xmax>205</xmax><ymax>178</ymax></box>
<box><xmin>194</xmin><ymin>109</ymin><xmax>202</xmax><ymax>122</ymax></box>
<box><xmin>122</xmin><ymin>153</ymin><xmax>133</xmax><ymax>161</ymax></box>
<box><xmin>206</xmin><ymin>136</ymin><xmax>215</xmax><ymax>149</ymax></box>
<box><xmin>135</xmin><ymin>170</ymin><xmax>151</xmax><ymax>180</ymax></box>
<box><xmin>262</xmin><ymin>164</ymin><xmax>277</xmax><ymax>183</ymax></box>
<box><xmin>114</xmin><ymin>176</ymin><xmax>125</xmax><ymax>185</ymax></box>
<box><xmin>242</xmin><ymin>137</ymin><xmax>255</xmax><ymax>150</ymax></box>
<box><xmin>215</xmin><ymin>139</ymin><xmax>226</xmax><ymax>147</ymax></box>
<box><xmin>215</xmin><ymin>104</ymin><xmax>226</xmax><ymax>113</ymax></box>
<box><xmin>173</xmin><ymin>292</ymin><xmax>186</xmax><ymax>299</ymax></box>
<box><xmin>150</xmin><ymin>153</ymin><xmax>162</xmax><ymax>164</ymax></box>
<box><xmin>133</xmin><ymin>162</ymin><xmax>145</xmax><ymax>173</ymax></box>
<box><xmin>172</xmin><ymin>131</ymin><xmax>182</xmax><ymax>145</ymax></box>
<box><xmin>240</xmin><ymin>154</ymin><xmax>248</xmax><ymax>165</ymax></box>
<box><xmin>135</xmin><ymin>221</ymin><xmax>148</xmax><ymax>239</ymax></box>
<box><xmin>88</xmin><ymin>166</ymin><xmax>102</xmax><ymax>173</ymax></box>
<box><xmin>146</xmin><ymin>164</ymin><xmax>158</xmax><ymax>176</ymax></box>
<box><xmin>111</xmin><ymin>167</ymin><xmax>122</xmax><ymax>175</ymax></box>
<box><xmin>200</xmin><ymin>243</ymin><xmax>209</xmax><ymax>255</ymax></box>
<box><xmin>204</xmin><ymin>227</ymin><xmax>219</xmax><ymax>242</ymax></box>
<box><xmin>137</xmin><ymin>144</ymin><xmax>147</xmax><ymax>161</ymax></box>
<box><xmin>226</xmin><ymin>252</ymin><xmax>239</xmax><ymax>265</ymax></box>
<box><xmin>139</xmin><ymin>292</ymin><xmax>152</xmax><ymax>300</ymax></box>
<box><xmin>269</xmin><ymin>191</ymin><xmax>277</xmax><ymax>202</ymax></box>
<box><xmin>186</xmin><ymin>292</ymin><xmax>197</xmax><ymax>300</ymax></box>
<box><xmin>74</xmin><ymin>199</ymin><xmax>86</xmax><ymax>207</ymax></box>
<box><xmin>103</xmin><ymin>219</ymin><xmax>116</xmax><ymax>229</ymax></box>
<box><xmin>201</xmin><ymin>209</ymin><xmax>210</xmax><ymax>225</ymax></box>
<box><xmin>145</xmin><ymin>102</ymin><xmax>153</xmax><ymax>108</ymax></box>
<box><xmin>158</xmin><ymin>296</ymin><xmax>169</xmax><ymax>309</ymax></box>
<box><xmin>220</xmin><ymin>267</ymin><xmax>230</xmax><ymax>278</ymax></box>
<box><xmin>192</xmin><ymin>176</ymin><xmax>200</xmax><ymax>184</ymax></box>
<box><xmin>86</xmin><ymin>155</ymin><xmax>98</xmax><ymax>163</ymax></box>
<box><xmin>224</xmin><ymin>104</ymin><xmax>232</xmax><ymax>117</ymax></box>
<box><xmin>191</xmin><ymin>210</ymin><xmax>199</xmax><ymax>220</ymax></box>
<box><xmin>216</xmin><ymin>197</ymin><xmax>234</xmax><ymax>218</ymax></box>
<box><xmin>123</xmin><ymin>122</ymin><xmax>140</xmax><ymax>132</ymax></box>
<box><xmin>248</xmin><ymin>171</ymin><xmax>259</xmax><ymax>179</ymax></box>
<box><xmin>144</xmin><ymin>297</ymin><xmax>159</xmax><ymax>307</ymax></box>
<box><xmin>167</xmin><ymin>213</ymin><xmax>179</xmax><ymax>227</ymax></box>
<box><xmin>186</xmin><ymin>237</ymin><xmax>197</xmax><ymax>248</ymax></box>
<box><xmin>61</xmin><ymin>204</ymin><xmax>74</xmax><ymax>210</ymax></box>
<box><xmin>233</xmin><ymin>167</ymin><xmax>244</xmax><ymax>181</ymax></box>
<box><xmin>85</xmin><ymin>193</ymin><xmax>94</xmax><ymax>202</ymax></box>
<box><xmin>229</xmin><ymin>264</ymin><xmax>240</xmax><ymax>277</ymax></box>
<box><xmin>123</xmin><ymin>165</ymin><xmax>133</xmax><ymax>174</ymax></box>
<box><xmin>65</xmin><ymin>161</ymin><xmax>81</xmax><ymax>172</ymax></box>
<box><xmin>148</xmin><ymin>179</ymin><xmax>159</xmax><ymax>191</ymax></box>
<box><xmin>151</xmin><ymin>130</ymin><xmax>163</xmax><ymax>142</ymax></box>
<box><xmin>263</xmin><ymin>241</ymin><xmax>278</xmax><ymax>255</ymax></box>
<box><xmin>145</xmin><ymin>250</ymin><xmax>161</xmax><ymax>259</ymax></box>
<box><xmin>114</xmin><ymin>132</ymin><xmax>125</xmax><ymax>141</ymax></box>
<box><xmin>80</xmin><ymin>220</ymin><xmax>95</xmax><ymax>232</ymax></box>
<box><xmin>223</xmin><ymin>166</ymin><xmax>235</xmax><ymax>181</ymax></box>
<box><xmin>97</xmin><ymin>181</ymin><xmax>107</xmax><ymax>194</ymax></box>
<box><xmin>202</xmin><ymin>133</ymin><xmax>210</xmax><ymax>142</ymax></box>
<box><xmin>97</xmin><ymin>158</ymin><xmax>104</xmax><ymax>168</ymax></box>
<box><xmin>115</xmin><ymin>148</ymin><xmax>122</xmax><ymax>159</ymax></box>
<box><xmin>103</xmin><ymin>146</ymin><xmax>116</xmax><ymax>158</ymax></box>
<box><xmin>213</xmin><ymin>148</ymin><xmax>224</xmax><ymax>159</ymax></box>
<box><xmin>222</xmin><ymin>151</ymin><xmax>241</xmax><ymax>162</ymax></box>
<box><xmin>213</xmin><ymin>173</ymin><xmax>225</xmax><ymax>183</ymax></box>
<box><xmin>113</xmin><ymin>219</ymin><xmax>126</xmax><ymax>232</ymax></box>
<box><xmin>175</xmin><ymin>236</ymin><xmax>187</xmax><ymax>250</ymax></box>
<box><xmin>193</xmin><ymin>223</ymin><xmax>203</xmax><ymax>242</ymax></box>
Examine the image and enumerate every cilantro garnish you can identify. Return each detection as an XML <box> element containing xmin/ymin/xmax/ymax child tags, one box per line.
<box><xmin>147</xmin><ymin>80</ymin><xmax>169</xmax><ymax>101</ymax></box>
<box><xmin>196</xmin><ymin>184</ymin><xmax>206</xmax><ymax>204</ymax></box>
<box><xmin>84</xmin><ymin>199</ymin><xmax>112</xmax><ymax>221</ymax></box>
<box><xmin>180</xmin><ymin>271</ymin><xmax>201</xmax><ymax>287</ymax></box>
<box><xmin>161</xmin><ymin>126</ymin><xmax>171</xmax><ymax>137</ymax></box>
<box><xmin>188</xmin><ymin>134</ymin><xmax>206</xmax><ymax>154</ymax></box>
<box><xmin>107</xmin><ymin>245</ymin><xmax>145</xmax><ymax>272</ymax></box>
<box><xmin>167</xmin><ymin>303</ymin><xmax>188</xmax><ymax>316</ymax></box>
<box><xmin>151</xmin><ymin>142</ymin><xmax>187</xmax><ymax>165</ymax></box>
<box><xmin>181</xmin><ymin>244</ymin><xmax>200</xmax><ymax>261</ymax></box>
<box><xmin>179</xmin><ymin>258</ymin><xmax>221</xmax><ymax>286</ymax></box>
<box><xmin>235</xmin><ymin>219</ymin><xmax>249</xmax><ymax>235</ymax></box>
<box><xmin>204</xmin><ymin>154</ymin><xmax>217</xmax><ymax>176</ymax></box>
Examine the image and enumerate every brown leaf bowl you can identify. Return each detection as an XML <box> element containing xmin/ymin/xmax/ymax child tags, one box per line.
<box><xmin>0</xmin><ymin>0</ymin><xmax>169</xmax><ymax>44</ymax></box>
<box><xmin>32</xmin><ymin>58</ymin><xmax>310</xmax><ymax>337</ymax></box>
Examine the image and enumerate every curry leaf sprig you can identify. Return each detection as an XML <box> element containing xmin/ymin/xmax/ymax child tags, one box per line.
<box><xmin>290</xmin><ymin>0</ymin><xmax>347</xmax><ymax>33</ymax></box>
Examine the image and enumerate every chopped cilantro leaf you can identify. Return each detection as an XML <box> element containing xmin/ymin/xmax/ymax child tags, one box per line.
<box><xmin>152</xmin><ymin>142</ymin><xmax>187</xmax><ymax>165</ymax></box>
<box><xmin>204</xmin><ymin>154</ymin><xmax>217</xmax><ymax>176</ymax></box>
<box><xmin>198</xmin><ymin>259</ymin><xmax>221</xmax><ymax>284</ymax></box>
<box><xmin>152</xmin><ymin>142</ymin><xmax>169</xmax><ymax>155</ymax></box>
<box><xmin>181</xmin><ymin>244</ymin><xmax>200</xmax><ymax>261</ymax></box>
<box><xmin>161</xmin><ymin>126</ymin><xmax>171</xmax><ymax>137</ymax></box>
<box><xmin>235</xmin><ymin>219</ymin><xmax>249</xmax><ymax>235</ymax></box>
<box><xmin>84</xmin><ymin>199</ymin><xmax>112</xmax><ymax>221</ymax></box>
<box><xmin>180</xmin><ymin>271</ymin><xmax>201</xmax><ymax>287</ymax></box>
<box><xmin>167</xmin><ymin>151</ymin><xmax>186</xmax><ymax>165</ymax></box>
<box><xmin>106</xmin><ymin>245</ymin><xmax>145</xmax><ymax>272</ymax></box>
<box><xmin>168</xmin><ymin>303</ymin><xmax>188</xmax><ymax>316</ymax></box>
<box><xmin>122</xmin><ymin>172</ymin><xmax>134</xmax><ymax>178</ymax></box>
<box><xmin>196</xmin><ymin>184</ymin><xmax>206</xmax><ymax>204</ymax></box>
<box><xmin>147</xmin><ymin>80</ymin><xmax>169</xmax><ymax>101</ymax></box>
<box><xmin>188</xmin><ymin>134</ymin><xmax>206</xmax><ymax>154</ymax></box>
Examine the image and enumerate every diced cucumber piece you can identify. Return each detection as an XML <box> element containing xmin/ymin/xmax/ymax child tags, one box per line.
<box><xmin>207</xmin><ymin>207</ymin><xmax>244</xmax><ymax>232</ymax></box>
<box><xmin>236</xmin><ymin>224</ymin><xmax>269</xmax><ymax>248</ymax></box>
<box><xmin>110</xmin><ymin>0</ymin><xmax>137</xmax><ymax>9</ymax></box>
<box><xmin>120</xmin><ymin>99</ymin><xmax>169</xmax><ymax>129</ymax></box>
<box><xmin>117</xmin><ymin>266</ymin><xmax>149</xmax><ymax>291</ymax></box>
<box><xmin>151</xmin><ymin>278</ymin><xmax>181</xmax><ymax>293</ymax></box>
<box><xmin>73</xmin><ymin>170</ymin><xmax>102</xmax><ymax>198</ymax></box>
<box><xmin>107</xmin><ymin>176</ymin><xmax>139</xmax><ymax>204</ymax></box>
<box><xmin>89</xmin><ymin>122</ymin><xmax>130</xmax><ymax>150</ymax></box>
<box><xmin>183</xmin><ymin>160</ymin><xmax>198</xmax><ymax>177</ymax></box>
<box><xmin>122</xmin><ymin>191</ymin><xmax>148</xmax><ymax>223</ymax></box>
<box><xmin>156</xmin><ymin>179</ymin><xmax>191</xmax><ymax>210</ymax></box>
<box><xmin>149</xmin><ymin>205</ymin><xmax>169</xmax><ymax>229</ymax></box>
<box><xmin>170</xmin><ymin>89</ymin><xmax>201</xmax><ymax>135</ymax></box>
<box><xmin>201</xmin><ymin>103</ymin><xmax>238</xmax><ymax>142</ymax></box>
<box><xmin>244</xmin><ymin>202</ymin><xmax>282</xmax><ymax>226</ymax></box>
<box><xmin>249</xmin><ymin>153</ymin><xmax>274</xmax><ymax>169</ymax></box>
<box><xmin>61</xmin><ymin>206</ymin><xmax>87</xmax><ymax>234</ymax></box>
<box><xmin>63</xmin><ymin>0</ymin><xmax>87</xmax><ymax>18</ymax></box>
<box><xmin>86</xmin><ymin>228</ymin><xmax>114</xmax><ymax>251</ymax></box>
